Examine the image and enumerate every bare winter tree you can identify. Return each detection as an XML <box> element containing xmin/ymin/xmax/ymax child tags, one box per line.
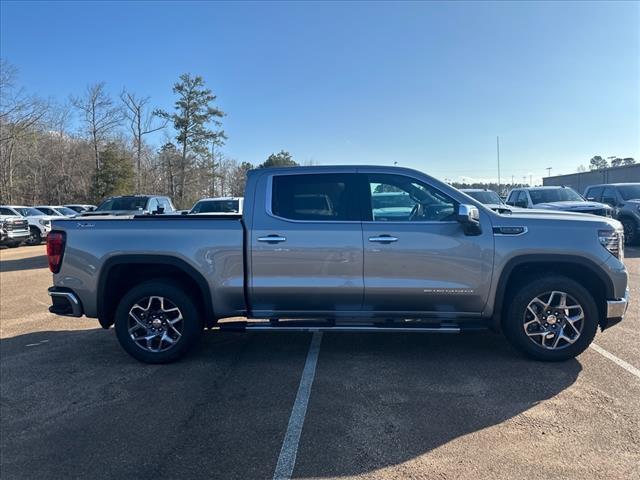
<box><xmin>120</xmin><ymin>89</ymin><xmax>167</xmax><ymax>193</ymax></box>
<box><xmin>70</xmin><ymin>82</ymin><xmax>122</xmax><ymax>173</ymax></box>
<box><xmin>0</xmin><ymin>59</ymin><xmax>48</xmax><ymax>201</ymax></box>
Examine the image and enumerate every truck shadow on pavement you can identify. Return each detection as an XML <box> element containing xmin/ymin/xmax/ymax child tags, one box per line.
<box><xmin>0</xmin><ymin>254</ymin><xmax>48</xmax><ymax>272</ymax></box>
<box><xmin>0</xmin><ymin>328</ymin><xmax>581</xmax><ymax>480</ymax></box>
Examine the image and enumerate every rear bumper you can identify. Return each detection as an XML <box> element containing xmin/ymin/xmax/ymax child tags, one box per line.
<box><xmin>48</xmin><ymin>287</ymin><xmax>84</xmax><ymax>317</ymax></box>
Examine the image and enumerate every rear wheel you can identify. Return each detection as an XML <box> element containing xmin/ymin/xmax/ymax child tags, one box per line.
<box><xmin>503</xmin><ymin>275</ymin><xmax>598</xmax><ymax>361</ymax></box>
<box><xmin>620</xmin><ymin>217</ymin><xmax>638</xmax><ymax>245</ymax></box>
<box><xmin>26</xmin><ymin>227</ymin><xmax>42</xmax><ymax>246</ymax></box>
<box><xmin>7</xmin><ymin>242</ymin><xmax>20</xmax><ymax>248</ymax></box>
<box><xmin>114</xmin><ymin>280</ymin><xmax>203</xmax><ymax>363</ymax></box>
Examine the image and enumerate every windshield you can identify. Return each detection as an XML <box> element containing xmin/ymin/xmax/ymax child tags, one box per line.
<box><xmin>96</xmin><ymin>197</ymin><xmax>148</xmax><ymax>211</ymax></box>
<box><xmin>56</xmin><ymin>206</ymin><xmax>78</xmax><ymax>216</ymax></box>
<box><xmin>529</xmin><ymin>188</ymin><xmax>583</xmax><ymax>204</ymax></box>
<box><xmin>618</xmin><ymin>185</ymin><xmax>640</xmax><ymax>200</ymax></box>
<box><xmin>372</xmin><ymin>193</ymin><xmax>415</xmax><ymax>209</ymax></box>
<box><xmin>465</xmin><ymin>191</ymin><xmax>503</xmax><ymax>205</ymax></box>
<box><xmin>15</xmin><ymin>207</ymin><xmax>46</xmax><ymax>216</ymax></box>
<box><xmin>191</xmin><ymin>200</ymin><xmax>240</xmax><ymax>213</ymax></box>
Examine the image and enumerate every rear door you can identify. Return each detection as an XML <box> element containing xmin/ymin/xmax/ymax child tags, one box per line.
<box><xmin>360</xmin><ymin>171</ymin><xmax>494</xmax><ymax>316</ymax></box>
<box><xmin>249</xmin><ymin>170</ymin><xmax>364</xmax><ymax>316</ymax></box>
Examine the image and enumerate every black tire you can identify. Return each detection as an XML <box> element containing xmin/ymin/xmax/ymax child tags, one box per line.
<box><xmin>502</xmin><ymin>275</ymin><xmax>599</xmax><ymax>361</ymax></box>
<box><xmin>114</xmin><ymin>280</ymin><xmax>203</xmax><ymax>364</ymax></box>
<box><xmin>7</xmin><ymin>242</ymin><xmax>20</xmax><ymax>248</ymax></box>
<box><xmin>26</xmin><ymin>226</ymin><xmax>42</xmax><ymax>246</ymax></box>
<box><xmin>620</xmin><ymin>217</ymin><xmax>638</xmax><ymax>246</ymax></box>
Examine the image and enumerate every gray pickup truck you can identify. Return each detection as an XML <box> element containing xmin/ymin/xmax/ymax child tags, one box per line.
<box><xmin>47</xmin><ymin>166</ymin><xmax>629</xmax><ymax>363</ymax></box>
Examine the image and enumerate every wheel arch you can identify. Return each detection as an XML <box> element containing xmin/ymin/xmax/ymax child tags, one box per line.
<box><xmin>97</xmin><ymin>255</ymin><xmax>215</xmax><ymax>329</ymax></box>
<box><xmin>491</xmin><ymin>254</ymin><xmax>613</xmax><ymax>331</ymax></box>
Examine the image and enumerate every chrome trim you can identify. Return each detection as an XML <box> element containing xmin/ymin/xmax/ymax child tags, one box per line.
<box><xmin>493</xmin><ymin>226</ymin><xmax>529</xmax><ymax>236</ymax></box>
<box><xmin>368</xmin><ymin>235</ymin><xmax>398</xmax><ymax>243</ymax></box>
<box><xmin>606</xmin><ymin>288</ymin><xmax>629</xmax><ymax>319</ymax></box>
<box><xmin>257</xmin><ymin>235</ymin><xmax>287</xmax><ymax>243</ymax></box>
<box><xmin>48</xmin><ymin>290</ymin><xmax>83</xmax><ymax>317</ymax></box>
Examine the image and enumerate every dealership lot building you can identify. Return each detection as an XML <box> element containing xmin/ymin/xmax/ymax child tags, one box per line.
<box><xmin>543</xmin><ymin>164</ymin><xmax>640</xmax><ymax>192</ymax></box>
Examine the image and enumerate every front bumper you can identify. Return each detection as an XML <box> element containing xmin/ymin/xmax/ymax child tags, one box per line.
<box><xmin>48</xmin><ymin>287</ymin><xmax>84</xmax><ymax>317</ymax></box>
<box><xmin>1</xmin><ymin>231</ymin><xmax>29</xmax><ymax>242</ymax></box>
<box><xmin>603</xmin><ymin>288</ymin><xmax>629</xmax><ymax>330</ymax></box>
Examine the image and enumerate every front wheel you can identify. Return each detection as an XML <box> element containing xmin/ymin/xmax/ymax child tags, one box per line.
<box><xmin>114</xmin><ymin>280</ymin><xmax>203</xmax><ymax>363</ymax></box>
<box><xmin>26</xmin><ymin>227</ymin><xmax>42</xmax><ymax>246</ymax></box>
<box><xmin>503</xmin><ymin>275</ymin><xmax>598</xmax><ymax>361</ymax></box>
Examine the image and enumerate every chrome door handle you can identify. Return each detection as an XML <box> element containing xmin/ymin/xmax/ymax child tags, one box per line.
<box><xmin>257</xmin><ymin>235</ymin><xmax>287</xmax><ymax>243</ymax></box>
<box><xmin>368</xmin><ymin>235</ymin><xmax>398</xmax><ymax>243</ymax></box>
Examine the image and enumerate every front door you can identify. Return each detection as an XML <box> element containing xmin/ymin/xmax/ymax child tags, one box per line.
<box><xmin>250</xmin><ymin>171</ymin><xmax>364</xmax><ymax>317</ymax></box>
<box><xmin>361</xmin><ymin>172</ymin><xmax>493</xmax><ymax>316</ymax></box>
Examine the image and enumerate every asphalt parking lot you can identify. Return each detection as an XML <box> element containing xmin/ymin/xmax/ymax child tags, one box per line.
<box><xmin>1</xmin><ymin>245</ymin><xmax>639</xmax><ymax>480</ymax></box>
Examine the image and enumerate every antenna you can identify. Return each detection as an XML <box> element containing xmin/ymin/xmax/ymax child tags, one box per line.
<box><xmin>546</xmin><ymin>167</ymin><xmax>552</xmax><ymax>177</ymax></box>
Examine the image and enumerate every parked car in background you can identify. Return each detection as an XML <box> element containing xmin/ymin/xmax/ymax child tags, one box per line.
<box><xmin>461</xmin><ymin>188</ymin><xmax>511</xmax><ymax>213</ymax></box>
<box><xmin>0</xmin><ymin>206</ymin><xmax>53</xmax><ymax>245</ymax></box>
<box><xmin>47</xmin><ymin>165</ymin><xmax>627</xmax><ymax>364</ymax></box>
<box><xmin>65</xmin><ymin>204</ymin><xmax>96</xmax><ymax>213</ymax></box>
<box><xmin>82</xmin><ymin>195</ymin><xmax>175</xmax><ymax>216</ymax></box>
<box><xmin>584</xmin><ymin>183</ymin><xmax>640</xmax><ymax>245</ymax></box>
<box><xmin>371</xmin><ymin>191</ymin><xmax>415</xmax><ymax>220</ymax></box>
<box><xmin>506</xmin><ymin>186</ymin><xmax>612</xmax><ymax>217</ymax></box>
<box><xmin>0</xmin><ymin>216</ymin><xmax>30</xmax><ymax>248</ymax></box>
<box><xmin>35</xmin><ymin>205</ymin><xmax>80</xmax><ymax>218</ymax></box>
<box><xmin>189</xmin><ymin>197</ymin><xmax>244</xmax><ymax>215</ymax></box>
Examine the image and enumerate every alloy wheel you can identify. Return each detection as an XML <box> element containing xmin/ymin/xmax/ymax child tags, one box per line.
<box><xmin>128</xmin><ymin>296</ymin><xmax>184</xmax><ymax>353</ymax></box>
<box><xmin>523</xmin><ymin>291</ymin><xmax>584</xmax><ymax>350</ymax></box>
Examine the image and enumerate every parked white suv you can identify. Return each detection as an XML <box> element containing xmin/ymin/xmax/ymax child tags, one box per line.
<box><xmin>34</xmin><ymin>205</ymin><xmax>79</xmax><ymax>218</ymax></box>
<box><xmin>0</xmin><ymin>206</ymin><xmax>54</xmax><ymax>245</ymax></box>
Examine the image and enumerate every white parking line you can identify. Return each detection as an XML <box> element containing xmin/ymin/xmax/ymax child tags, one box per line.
<box><xmin>273</xmin><ymin>332</ymin><xmax>323</xmax><ymax>480</ymax></box>
<box><xmin>590</xmin><ymin>343</ymin><xmax>640</xmax><ymax>379</ymax></box>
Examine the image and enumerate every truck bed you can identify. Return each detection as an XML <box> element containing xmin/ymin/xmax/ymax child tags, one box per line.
<box><xmin>51</xmin><ymin>216</ymin><xmax>246</xmax><ymax>321</ymax></box>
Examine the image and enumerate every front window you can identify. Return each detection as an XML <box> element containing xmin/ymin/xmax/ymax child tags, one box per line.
<box><xmin>465</xmin><ymin>190</ymin><xmax>503</xmax><ymax>205</ymax></box>
<box><xmin>367</xmin><ymin>174</ymin><xmax>457</xmax><ymax>222</ymax></box>
<box><xmin>96</xmin><ymin>197</ymin><xmax>149</xmax><ymax>211</ymax></box>
<box><xmin>618</xmin><ymin>185</ymin><xmax>640</xmax><ymax>200</ymax></box>
<box><xmin>529</xmin><ymin>188</ymin><xmax>583</xmax><ymax>204</ymax></box>
<box><xmin>191</xmin><ymin>199</ymin><xmax>240</xmax><ymax>214</ymax></box>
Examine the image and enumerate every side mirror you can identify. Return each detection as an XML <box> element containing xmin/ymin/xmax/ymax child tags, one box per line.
<box><xmin>181</xmin><ymin>210</ymin><xmax>189</xmax><ymax>215</ymax></box>
<box><xmin>155</xmin><ymin>206</ymin><xmax>165</xmax><ymax>214</ymax></box>
<box><xmin>602</xmin><ymin>197</ymin><xmax>616</xmax><ymax>207</ymax></box>
<box><xmin>586</xmin><ymin>196</ymin><xmax>596</xmax><ymax>201</ymax></box>
<box><xmin>457</xmin><ymin>204</ymin><xmax>481</xmax><ymax>236</ymax></box>
<box><xmin>515</xmin><ymin>200</ymin><xmax>528</xmax><ymax>208</ymax></box>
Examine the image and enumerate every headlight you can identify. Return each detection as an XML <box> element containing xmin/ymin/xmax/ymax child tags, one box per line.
<box><xmin>598</xmin><ymin>229</ymin><xmax>624</xmax><ymax>260</ymax></box>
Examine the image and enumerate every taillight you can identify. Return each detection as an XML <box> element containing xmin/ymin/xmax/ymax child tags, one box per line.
<box><xmin>46</xmin><ymin>231</ymin><xmax>66</xmax><ymax>273</ymax></box>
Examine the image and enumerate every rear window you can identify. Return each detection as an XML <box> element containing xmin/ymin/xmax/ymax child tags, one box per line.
<box><xmin>271</xmin><ymin>174</ymin><xmax>359</xmax><ymax>221</ymax></box>
<box><xmin>192</xmin><ymin>200</ymin><xmax>240</xmax><ymax>214</ymax></box>
<box><xmin>96</xmin><ymin>197</ymin><xmax>149</xmax><ymax>211</ymax></box>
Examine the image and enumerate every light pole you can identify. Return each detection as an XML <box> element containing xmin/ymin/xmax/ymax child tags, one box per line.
<box><xmin>496</xmin><ymin>136</ymin><xmax>501</xmax><ymax>194</ymax></box>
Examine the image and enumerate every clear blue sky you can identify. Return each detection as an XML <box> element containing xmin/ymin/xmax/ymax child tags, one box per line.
<box><xmin>1</xmin><ymin>1</ymin><xmax>638</xmax><ymax>184</ymax></box>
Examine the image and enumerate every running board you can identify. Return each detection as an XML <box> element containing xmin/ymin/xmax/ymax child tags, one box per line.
<box><xmin>217</xmin><ymin>321</ymin><xmax>488</xmax><ymax>334</ymax></box>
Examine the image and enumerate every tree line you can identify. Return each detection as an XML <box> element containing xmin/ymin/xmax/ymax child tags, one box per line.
<box><xmin>0</xmin><ymin>60</ymin><xmax>301</xmax><ymax>208</ymax></box>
